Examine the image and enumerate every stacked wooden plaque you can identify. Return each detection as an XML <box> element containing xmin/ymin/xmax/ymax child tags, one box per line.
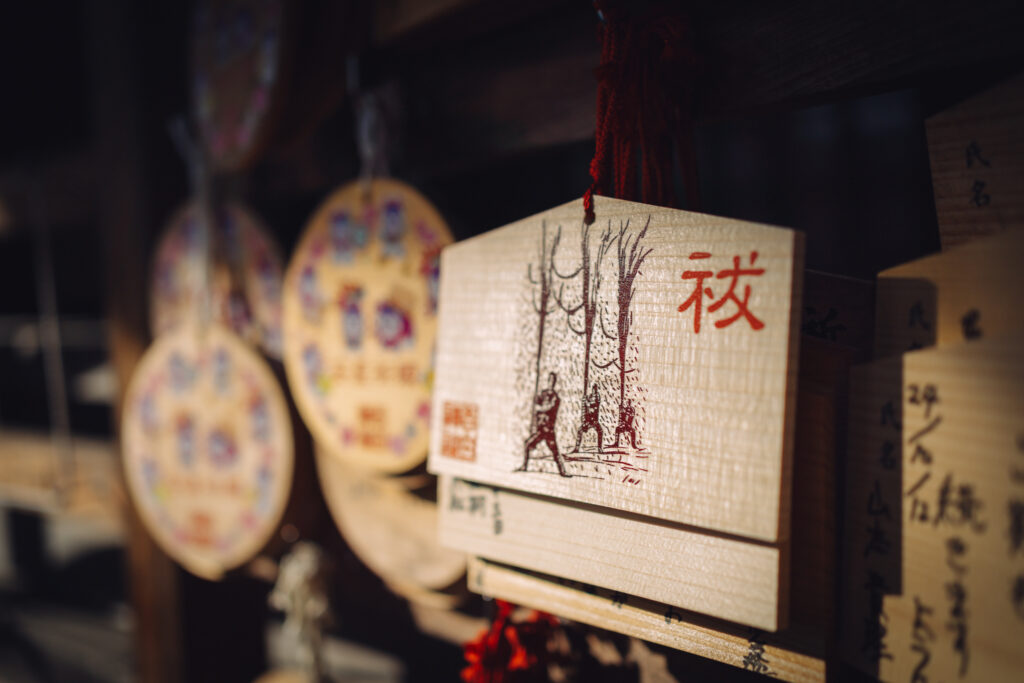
<box><xmin>840</xmin><ymin>73</ymin><xmax>1024</xmax><ymax>682</ymax></box>
<box><xmin>425</xmin><ymin>195</ymin><xmax>865</xmax><ymax>679</ymax></box>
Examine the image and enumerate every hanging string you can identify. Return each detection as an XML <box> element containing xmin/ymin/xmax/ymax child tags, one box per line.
<box><xmin>583</xmin><ymin>1</ymin><xmax>701</xmax><ymax>223</ymax></box>
<box><xmin>169</xmin><ymin>117</ymin><xmax>214</xmax><ymax>333</ymax></box>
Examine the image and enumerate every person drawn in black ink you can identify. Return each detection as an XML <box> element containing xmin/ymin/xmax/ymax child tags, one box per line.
<box><xmin>518</xmin><ymin>372</ymin><xmax>570</xmax><ymax>477</ymax></box>
<box><xmin>613</xmin><ymin>400</ymin><xmax>638</xmax><ymax>450</ymax></box>
<box><xmin>572</xmin><ymin>384</ymin><xmax>603</xmax><ymax>453</ymax></box>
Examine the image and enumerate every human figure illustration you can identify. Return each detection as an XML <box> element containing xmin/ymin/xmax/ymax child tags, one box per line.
<box><xmin>613</xmin><ymin>400</ymin><xmax>638</xmax><ymax>450</ymax></box>
<box><xmin>518</xmin><ymin>372</ymin><xmax>570</xmax><ymax>477</ymax></box>
<box><xmin>572</xmin><ymin>384</ymin><xmax>603</xmax><ymax>453</ymax></box>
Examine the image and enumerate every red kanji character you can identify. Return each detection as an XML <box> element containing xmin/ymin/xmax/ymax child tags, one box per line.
<box><xmin>678</xmin><ymin>251</ymin><xmax>714</xmax><ymax>333</ymax></box>
<box><xmin>708</xmin><ymin>251</ymin><xmax>765</xmax><ymax>330</ymax></box>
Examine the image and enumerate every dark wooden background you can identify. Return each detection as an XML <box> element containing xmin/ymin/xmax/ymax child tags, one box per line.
<box><xmin>1</xmin><ymin>1</ymin><xmax>1023</xmax><ymax>680</ymax></box>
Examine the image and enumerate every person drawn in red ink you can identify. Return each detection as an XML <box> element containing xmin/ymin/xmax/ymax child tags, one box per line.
<box><xmin>517</xmin><ymin>372</ymin><xmax>570</xmax><ymax>477</ymax></box>
<box><xmin>708</xmin><ymin>251</ymin><xmax>765</xmax><ymax>330</ymax></box>
<box><xmin>571</xmin><ymin>384</ymin><xmax>603</xmax><ymax>453</ymax></box>
<box><xmin>612</xmin><ymin>400</ymin><xmax>638</xmax><ymax>450</ymax></box>
<box><xmin>677</xmin><ymin>251</ymin><xmax>713</xmax><ymax>333</ymax></box>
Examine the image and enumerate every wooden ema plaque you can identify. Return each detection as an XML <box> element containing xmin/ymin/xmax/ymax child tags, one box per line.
<box><xmin>427</xmin><ymin>195</ymin><xmax>804</xmax><ymax>542</ymax></box>
<box><xmin>122</xmin><ymin>324</ymin><xmax>294</xmax><ymax>580</ymax></box>
<box><xmin>192</xmin><ymin>0</ymin><xmax>290</xmax><ymax>172</ymax></box>
<box><xmin>874</xmin><ymin>229</ymin><xmax>1024</xmax><ymax>358</ymax></box>
<box><xmin>315</xmin><ymin>451</ymin><xmax>466</xmax><ymax>608</ymax></box>
<box><xmin>840</xmin><ymin>338</ymin><xmax>1024</xmax><ymax>681</ymax></box>
<box><xmin>151</xmin><ymin>200</ymin><xmax>285</xmax><ymax>359</ymax></box>
<box><xmin>283</xmin><ymin>179</ymin><xmax>453</xmax><ymax>474</ymax></box>
<box><xmin>926</xmin><ymin>73</ymin><xmax>1024</xmax><ymax>250</ymax></box>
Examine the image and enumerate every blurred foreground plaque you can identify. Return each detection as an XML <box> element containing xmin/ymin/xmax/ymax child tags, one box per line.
<box><xmin>123</xmin><ymin>324</ymin><xmax>294</xmax><ymax>579</ymax></box>
<box><xmin>428</xmin><ymin>195</ymin><xmax>804</xmax><ymax>542</ymax></box>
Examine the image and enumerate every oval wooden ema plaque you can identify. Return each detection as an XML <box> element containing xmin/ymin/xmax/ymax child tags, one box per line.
<box><xmin>283</xmin><ymin>179</ymin><xmax>453</xmax><ymax>473</ymax></box>
<box><xmin>151</xmin><ymin>200</ymin><xmax>284</xmax><ymax>359</ymax></box>
<box><xmin>123</xmin><ymin>324</ymin><xmax>294</xmax><ymax>580</ymax></box>
<box><xmin>192</xmin><ymin>0</ymin><xmax>291</xmax><ymax>171</ymax></box>
<box><xmin>315</xmin><ymin>449</ymin><xmax>466</xmax><ymax>607</ymax></box>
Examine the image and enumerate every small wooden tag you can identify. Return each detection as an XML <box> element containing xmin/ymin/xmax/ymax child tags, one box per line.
<box><xmin>841</xmin><ymin>338</ymin><xmax>1024</xmax><ymax>680</ymax></box>
<box><xmin>283</xmin><ymin>179</ymin><xmax>453</xmax><ymax>473</ymax></box>
<box><xmin>122</xmin><ymin>324</ymin><xmax>294</xmax><ymax>580</ymax></box>
<box><xmin>151</xmin><ymin>200</ymin><xmax>285</xmax><ymax>358</ymax></box>
<box><xmin>926</xmin><ymin>73</ymin><xmax>1024</xmax><ymax>250</ymax></box>
<box><xmin>468</xmin><ymin>558</ymin><xmax>826</xmax><ymax>682</ymax></box>
<box><xmin>428</xmin><ymin>195</ymin><xmax>804</xmax><ymax>542</ymax></box>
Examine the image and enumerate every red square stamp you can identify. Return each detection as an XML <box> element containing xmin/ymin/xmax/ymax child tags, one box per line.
<box><xmin>441</xmin><ymin>401</ymin><xmax>479</xmax><ymax>462</ymax></box>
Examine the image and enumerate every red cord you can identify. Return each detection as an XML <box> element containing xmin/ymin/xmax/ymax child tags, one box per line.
<box><xmin>584</xmin><ymin>1</ymin><xmax>700</xmax><ymax>220</ymax></box>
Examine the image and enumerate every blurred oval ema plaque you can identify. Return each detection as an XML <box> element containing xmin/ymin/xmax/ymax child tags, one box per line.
<box><xmin>151</xmin><ymin>199</ymin><xmax>285</xmax><ymax>359</ymax></box>
<box><xmin>122</xmin><ymin>324</ymin><xmax>294</xmax><ymax>580</ymax></box>
<box><xmin>283</xmin><ymin>178</ymin><xmax>452</xmax><ymax>474</ymax></box>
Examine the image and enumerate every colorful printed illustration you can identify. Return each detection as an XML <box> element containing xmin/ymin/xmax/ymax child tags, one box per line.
<box><xmin>515</xmin><ymin>218</ymin><xmax>652</xmax><ymax>479</ymax></box>
<box><xmin>421</xmin><ymin>247</ymin><xmax>442</xmax><ymax>314</ymax></box>
<box><xmin>338</xmin><ymin>285</ymin><xmax>364</xmax><ymax>350</ymax></box>
<box><xmin>375</xmin><ymin>297</ymin><xmax>414</xmax><ymax>350</ymax></box>
<box><xmin>250</xmin><ymin>396</ymin><xmax>270</xmax><ymax>443</ymax></box>
<box><xmin>380</xmin><ymin>199</ymin><xmax>406</xmax><ymax>259</ymax></box>
<box><xmin>208</xmin><ymin>427</ymin><xmax>239</xmax><ymax>468</ymax></box>
<box><xmin>330</xmin><ymin>210</ymin><xmax>369</xmax><ymax>263</ymax></box>
<box><xmin>299</xmin><ymin>265</ymin><xmax>322</xmax><ymax>322</ymax></box>
<box><xmin>302</xmin><ymin>343</ymin><xmax>327</xmax><ymax>395</ymax></box>
<box><xmin>176</xmin><ymin>414</ymin><xmax>196</xmax><ymax>467</ymax></box>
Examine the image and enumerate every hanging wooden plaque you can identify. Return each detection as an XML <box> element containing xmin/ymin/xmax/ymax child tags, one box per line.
<box><xmin>283</xmin><ymin>179</ymin><xmax>453</xmax><ymax>473</ymax></box>
<box><xmin>873</xmin><ymin>229</ymin><xmax>1024</xmax><ymax>358</ymax></box>
<box><xmin>151</xmin><ymin>199</ymin><xmax>285</xmax><ymax>358</ymax></box>
<box><xmin>926</xmin><ymin>72</ymin><xmax>1024</xmax><ymax>250</ymax></box>
<box><xmin>427</xmin><ymin>196</ymin><xmax>804</xmax><ymax>542</ymax></box>
<box><xmin>840</xmin><ymin>338</ymin><xmax>1024</xmax><ymax>681</ymax></box>
<box><xmin>122</xmin><ymin>324</ymin><xmax>294</xmax><ymax>580</ymax></box>
<box><xmin>192</xmin><ymin>0</ymin><xmax>292</xmax><ymax>172</ymax></box>
<box><xmin>315</xmin><ymin>450</ymin><xmax>466</xmax><ymax>607</ymax></box>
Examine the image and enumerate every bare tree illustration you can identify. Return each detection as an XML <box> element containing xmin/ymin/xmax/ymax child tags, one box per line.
<box><xmin>555</xmin><ymin>221</ymin><xmax>615</xmax><ymax>452</ymax></box>
<box><xmin>597</xmin><ymin>216</ymin><xmax>652</xmax><ymax>449</ymax></box>
<box><xmin>526</xmin><ymin>221</ymin><xmax>563</xmax><ymax>429</ymax></box>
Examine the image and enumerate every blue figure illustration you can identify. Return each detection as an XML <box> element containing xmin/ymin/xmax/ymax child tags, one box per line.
<box><xmin>330</xmin><ymin>210</ymin><xmax>368</xmax><ymax>263</ymax></box>
<box><xmin>299</xmin><ymin>265</ymin><xmax>322</xmax><ymax>322</ymax></box>
<box><xmin>250</xmin><ymin>396</ymin><xmax>270</xmax><ymax>443</ymax></box>
<box><xmin>375</xmin><ymin>299</ymin><xmax>413</xmax><ymax>351</ymax></box>
<box><xmin>380</xmin><ymin>199</ymin><xmax>406</xmax><ymax>259</ymax></box>
<box><xmin>338</xmin><ymin>285</ymin><xmax>364</xmax><ymax>350</ymax></box>
<box><xmin>176</xmin><ymin>414</ymin><xmax>196</xmax><ymax>467</ymax></box>
<box><xmin>208</xmin><ymin>428</ymin><xmax>238</xmax><ymax>468</ymax></box>
<box><xmin>302</xmin><ymin>344</ymin><xmax>325</xmax><ymax>394</ymax></box>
